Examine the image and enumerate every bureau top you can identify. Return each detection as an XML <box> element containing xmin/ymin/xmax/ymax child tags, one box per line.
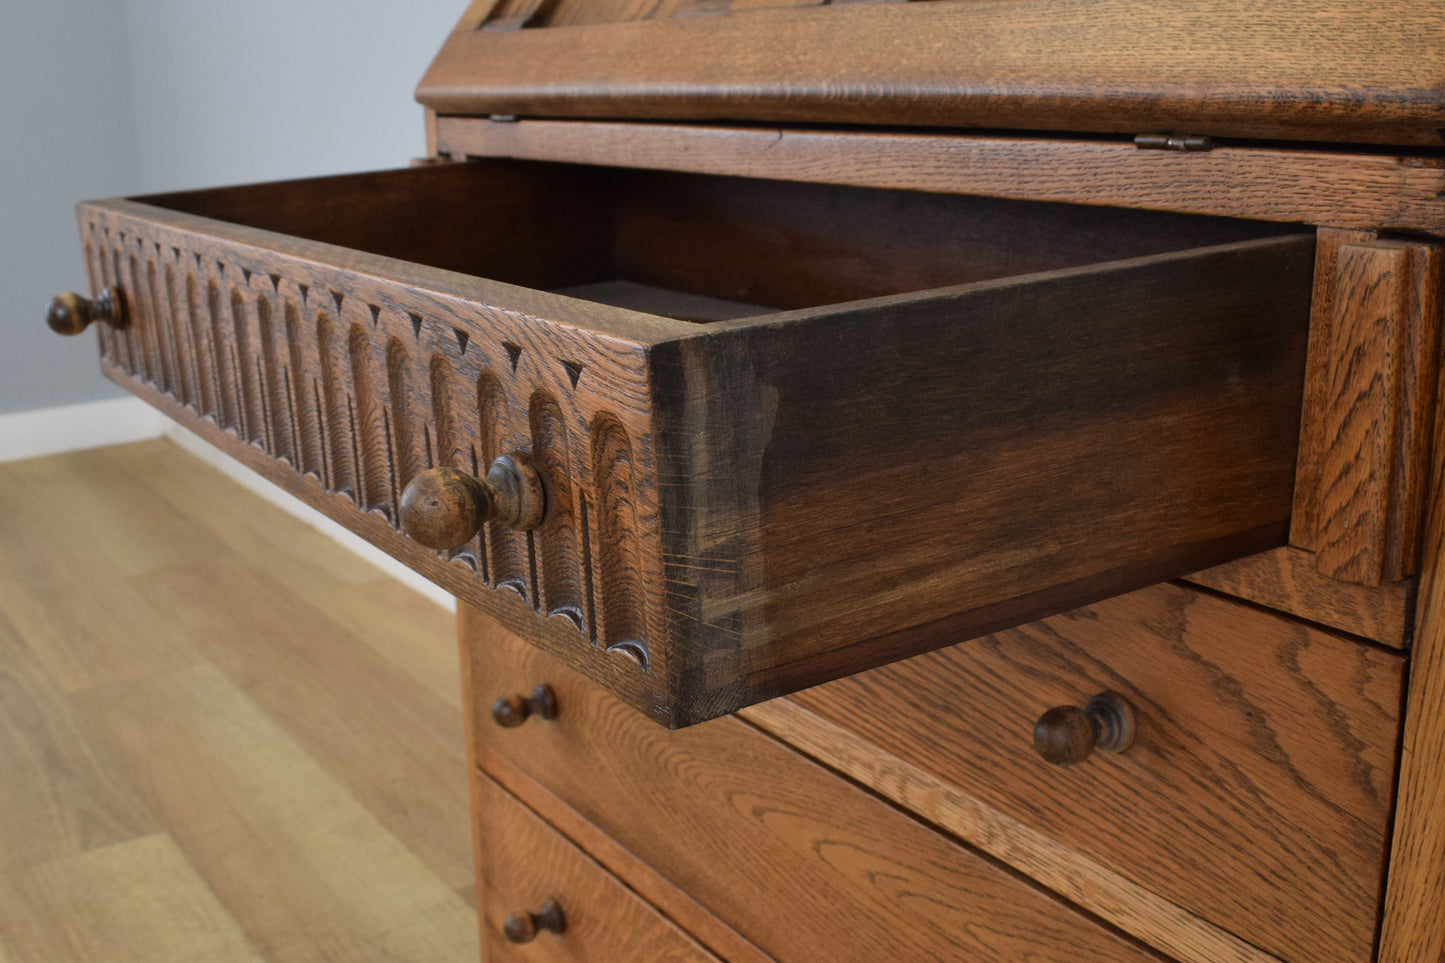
<box><xmin>416</xmin><ymin>0</ymin><xmax>1445</xmax><ymax>147</ymax></box>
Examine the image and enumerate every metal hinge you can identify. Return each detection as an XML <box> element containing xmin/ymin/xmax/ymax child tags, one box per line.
<box><xmin>1134</xmin><ymin>133</ymin><xmax>1215</xmax><ymax>152</ymax></box>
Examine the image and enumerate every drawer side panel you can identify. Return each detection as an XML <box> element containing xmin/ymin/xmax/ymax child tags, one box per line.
<box><xmin>652</xmin><ymin>235</ymin><xmax>1316</xmax><ymax>719</ymax></box>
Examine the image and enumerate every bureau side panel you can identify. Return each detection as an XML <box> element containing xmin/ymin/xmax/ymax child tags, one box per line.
<box><xmin>1379</xmin><ymin>265</ymin><xmax>1445</xmax><ymax>963</ymax></box>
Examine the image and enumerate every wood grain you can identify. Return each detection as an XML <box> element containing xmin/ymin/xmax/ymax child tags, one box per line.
<box><xmin>19</xmin><ymin>835</ymin><xmax>264</xmax><ymax>963</ymax></box>
<box><xmin>457</xmin><ymin>604</ymin><xmax>772</xmax><ymax>963</ymax></box>
<box><xmin>490</xmin><ymin>0</ymin><xmax>829</xmax><ymax>28</ymax></box>
<box><xmin>472</xmin><ymin>773</ymin><xmax>722</xmax><ymax>962</ymax></box>
<box><xmin>82</xmin><ymin>163</ymin><xmax>683</xmax><ymax>722</ymax></box>
<box><xmin>463</xmin><ymin>607</ymin><xmax>1169</xmax><ymax>963</ymax></box>
<box><xmin>739</xmin><ymin>700</ymin><xmax>1281</xmax><ymax>963</ymax></box>
<box><xmin>418</xmin><ymin>0</ymin><xmax>1445</xmax><ymax>145</ymax></box>
<box><xmin>79</xmin><ymin>161</ymin><xmax>1314</xmax><ymax>725</ymax></box>
<box><xmin>0</xmin><ymin>613</ymin><xmax>158</xmax><ymax>871</ymax></box>
<box><xmin>1292</xmin><ymin>232</ymin><xmax>1445</xmax><ymax>585</ymax></box>
<box><xmin>484</xmin><ymin>759</ymin><xmax>775</xmax><ymax>963</ymax></box>
<box><xmin>650</xmin><ymin>235</ymin><xmax>1313</xmax><ymax>717</ymax></box>
<box><xmin>74</xmin><ymin>663</ymin><xmax>478</xmax><ymax>962</ymax></box>
<box><xmin>1378</xmin><ymin>347</ymin><xmax>1445</xmax><ymax>963</ymax></box>
<box><xmin>772</xmin><ymin>581</ymin><xmax>1403</xmax><ymax>963</ymax></box>
<box><xmin>0</xmin><ymin>441</ymin><xmax>478</xmax><ymax>963</ymax></box>
<box><xmin>1183</xmin><ymin>546</ymin><xmax>1414</xmax><ymax>648</ymax></box>
<box><xmin>438</xmin><ymin>118</ymin><xmax>1445</xmax><ymax>235</ymax></box>
<box><xmin>93</xmin><ymin>442</ymin><xmax>466</xmax><ymax>708</ymax></box>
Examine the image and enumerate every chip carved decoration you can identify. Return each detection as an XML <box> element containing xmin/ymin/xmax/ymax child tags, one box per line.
<box><xmin>80</xmin><ymin>208</ymin><xmax>662</xmax><ymax>675</ymax></box>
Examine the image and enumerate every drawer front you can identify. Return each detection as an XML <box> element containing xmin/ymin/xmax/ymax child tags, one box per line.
<box><xmin>73</xmin><ymin>161</ymin><xmax>1313</xmax><ymax>725</ymax></box>
<box><xmin>464</xmin><ymin>606</ymin><xmax>1166</xmax><ymax>963</ymax></box>
<box><xmin>771</xmin><ymin>581</ymin><xmax>1405</xmax><ymax>963</ymax></box>
<box><xmin>78</xmin><ymin>166</ymin><xmax>677</xmax><ymax>721</ymax></box>
<box><xmin>473</xmin><ymin>771</ymin><xmax>721</xmax><ymax>962</ymax></box>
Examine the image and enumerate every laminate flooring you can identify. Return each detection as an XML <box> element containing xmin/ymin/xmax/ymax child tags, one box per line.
<box><xmin>0</xmin><ymin>439</ymin><xmax>479</xmax><ymax>962</ymax></box>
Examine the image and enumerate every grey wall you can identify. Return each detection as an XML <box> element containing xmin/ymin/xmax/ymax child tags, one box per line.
<box><xmin>0</xmin><ymin>0</ymin><xmax>461</xmax><ymax>416</ymax></box>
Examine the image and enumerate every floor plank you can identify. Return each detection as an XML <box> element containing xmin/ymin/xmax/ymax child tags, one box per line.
<box><xmin>98</xmin><ymin>443</ymin><xmax>464</xmax><ymax>707</ymax></box>
<box><xmin>130</xmin><ymin>559</ymin><xmax>475</xmax><ymax>894</ymax></box>
<box><xmin>0</xmin><ymin>613</ymin><xmax>157</xmax><ymax>869</ymax></box>
<box><xmin>71</xmin><ymin>663</ymin><xmax>477</xmax><ymax>963</ymax></box>
<box><xmin>21</xmin><ymin>834</ymin><xmax>265</xmax><ymax>963</ymax></box>
<box><xmin>0</xmin><ymin>439</ymin><xmax>478</xmax><ymax>962</ymax></box>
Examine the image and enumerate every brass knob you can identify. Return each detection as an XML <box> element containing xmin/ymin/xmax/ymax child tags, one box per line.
<box><xmin>492</xmin><ymin>685</ymin><xmax>557</xmax><ymax>729</ymax></box>
<box><xmin>399</xmin><ymin>453</ymin><xmax>544</xmax><ymax>550</ymax></box>
<box><xmin>503</xmin><ymin>899</ymin><xmax>565</xmax><ymax>944</ymax></box>
<box><xmin>48</xmin><ymin>287</ymin><xmax>127</xmax><ymax>335</ymax></box>
<box><xmin>1033</xmin><ymin>691</ymin><xmax>1136</xmax><ymax>766</ymax></box>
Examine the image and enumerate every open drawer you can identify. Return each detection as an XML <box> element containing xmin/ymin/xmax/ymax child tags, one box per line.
<box><xmin>65</xmin><ymin>160</ymin><xmax>1313</xmax><ymax>725</ymax></box>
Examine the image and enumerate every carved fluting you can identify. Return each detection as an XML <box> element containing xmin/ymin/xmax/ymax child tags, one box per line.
<box><xmin>314</xmin><ymin>312</ymin><xmax>354</xmax><ymax>499</ymax></box>
<box><xmin>591</xmin><ymin>414</ymin><xmax>647</xmax><ymax>665</ymax></box>
<box><xmin>347</xmin><ymin>323</ymin><xmax>393</xmax><ymax>519</ymax></box>
<box><xmin>531</xmin><ymin>391</ymin><xmax>586</xmax><ymax>629</ymax></box>
<box><xmin>233</xmin><ymin>287</ymin><xmax>266</xmax><ymax>447</ymax></box>
<box><xmin>185</xmin><ymin>273</ymin><xmax>214</xmax><ymax>416</ymax></box>
<box><xmin>257</xmin><ymin>296</ymin><xmax>293</xmax><ymax>465</ymax></box>
<box><xmin>82</xmin><ymin>211</ymin><xmax>660</xmax><ymax>679</ymax></box>
<box><xmin>162</xmin><ymin>263</ymin><xmax>195</xmax><ymax>413</ymax></box>
<box><xmin>478</xmin><ymin>370</ymin><xmax>531</xmax><ymax>598</ymax></box>
<box><xmin>427</xmin><ymin>356</ymin><xmax>457</xmax><ymax>470</ymax></box>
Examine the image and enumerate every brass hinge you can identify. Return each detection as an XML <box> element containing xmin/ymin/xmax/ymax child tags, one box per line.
<box><xmin>1134</xmin><ymin>133</ymin><xmax>1214</xmax><ymax>152</ymax></box>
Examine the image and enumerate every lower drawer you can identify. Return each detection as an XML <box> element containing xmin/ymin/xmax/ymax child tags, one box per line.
<box><xmin>463</xmin><ymin>606</ymin><xmax>1165</xmax><ymax>963</ymax></box>
<box><xmin>767</xmin><ymin>580</ymin><xmax>1404</xmax><ymax>963</ymax></box>
<box><xmin>473</xmin><ymin>771</ymin><xmax>720</xmax><ymax>962</ymax></box>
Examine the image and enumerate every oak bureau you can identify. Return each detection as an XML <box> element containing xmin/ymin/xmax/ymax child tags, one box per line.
<box><xmin>47</xmin><ymin>2</ymin><xmax>1445</xmax><ymax>960</ymax></box>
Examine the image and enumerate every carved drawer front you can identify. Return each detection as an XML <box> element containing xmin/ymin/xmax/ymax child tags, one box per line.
<box><xmin>473</xmin><ymin>771</ymin><xmax>721</xmax><ymax>962</ymax></box>
<box><xmin>755</xmin><ymin>581</ymin><xmax>1406</xmax><ymax>963</ymax></box>
<box><xmin>464</xmin><ymin>606</ymin><xmax>1168</xmax><ymax>963</ymax></box>
<box><xmin>74</xmin><ymin>160</ymin><xmax>1313</xmax><ymax>726</ymax></box>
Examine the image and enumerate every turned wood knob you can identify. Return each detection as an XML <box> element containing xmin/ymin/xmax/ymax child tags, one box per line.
<box><xmin>492</xmin><ymin>684</ymin><xmax>557</xmax><ymax>728</ymax></box>
<box><xmin>503</xmin><ymin>899</ymin><xmax>566</xmax><ymax>944</ymax></box>
<box><xmin>48</xmin><ymin>287</ymin><xmax>127</xmax><ymax>335</ymax></box>
<box><xmin>399</xmin><ymin>453</ymin><xmax>544</xmax><ymax>550</ymax></box>
<box><xmin>1033</xmin><ymin>691</ymin><xmax>1136</xmax><ymax>766</ymax></box>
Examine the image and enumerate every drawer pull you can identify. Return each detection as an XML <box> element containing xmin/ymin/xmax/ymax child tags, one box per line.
<box><xmin>503</xmin><ymin>899</ymin><xmax>566</xmax><ymax>943</ymax></box>
<box><xmin>399</xmin><ymin>456</ymin><xmax>544</xmax><ymax>550</ymax></box>
<box><xmin>492</xmin><ymin>684</ymin><xmax>558</xmax><ymax>728</ymax></box>
<box><xmin>47</xmin><ymin>287</ymin><xmax>127</xmax><ymax>336</ymax></box>
<box><xmin>1032</xmin><ymin>691</ymin><xmax>1136</xmax><ymax>766</ymax></box>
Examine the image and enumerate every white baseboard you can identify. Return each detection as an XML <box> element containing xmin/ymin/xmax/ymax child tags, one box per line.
<box><xmin>0</xmin><ymin>397</ymin><xmax>168</xmax><ymax>463</ymax></box>
<box><xmin>161</xmin><ymin>422</ymin><xmax>457</xmax><ymax>612</ymax></box>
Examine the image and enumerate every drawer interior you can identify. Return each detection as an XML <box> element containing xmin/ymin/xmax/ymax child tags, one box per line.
<box><xmin>141</xmin><ymin>160</ymin><xmax>1294</xmax><ymax>323</ymax></box>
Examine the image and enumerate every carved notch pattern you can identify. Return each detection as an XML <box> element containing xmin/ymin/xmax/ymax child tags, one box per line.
<box><xmin>80</xmin><ymin>209</ymin><xmax>659</xmax><ymax>667</ymax></box>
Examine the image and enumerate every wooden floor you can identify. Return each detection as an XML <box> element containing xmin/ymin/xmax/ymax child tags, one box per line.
<box><xmin>0</xmin><ymin>440</ymin><xmax>480</xmax><ymax>962</ymax></box>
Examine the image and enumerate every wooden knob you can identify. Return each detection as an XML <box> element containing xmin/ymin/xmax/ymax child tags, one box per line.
<box><xmin>492</xmin><ymin>684</ymin><xmax>557</xmax><ymax>728</ymax></box>
<box><xmin>48</xmin><ymin>287</ymin><xmax>126</xmax><ymax>336</ymax></box>
<box><xmin>1033</xmin><ymin>691</ymin><xmax>1136</xmax><ymax>766</ymax></box>
<box><xmin>399</xmin><ymin>453</ymin><xmax>545</xmax><ymax>550</ymax></box>
<box><xmin>503</xmin><ymin>899</ymin><xmax>565</xmax><ymax>944</ymax></box>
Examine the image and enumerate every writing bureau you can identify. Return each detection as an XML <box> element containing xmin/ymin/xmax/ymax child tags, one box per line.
<box><xmin>46</xmin><ymin>1</ymin><xmax>1445</xmax><ymax>960</ymax></box>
